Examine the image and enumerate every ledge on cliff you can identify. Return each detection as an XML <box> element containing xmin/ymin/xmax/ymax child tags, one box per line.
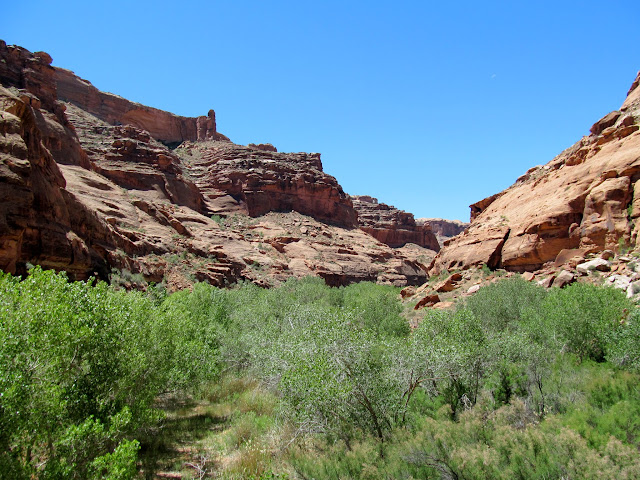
<box><xmin>351</xmin><ymin>195</ymin><xmax>440</xmax><ymax>251</ymax></box>
<box><xmin>55</xmin><ymin>67</ymin><xmax>220</xmax><ymax>144</ymax></box>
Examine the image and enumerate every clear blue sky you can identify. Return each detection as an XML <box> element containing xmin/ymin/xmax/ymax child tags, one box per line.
<box><xmin>3</xmin><ymin>1</ymin><xmax>639</xmax><ymax>221</ymax></box>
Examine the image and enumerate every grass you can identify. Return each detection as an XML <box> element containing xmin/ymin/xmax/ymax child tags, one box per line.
<box><xmin>139</xmin><ymin>377</ymin><xmax>285</xmax><ymax>479</ymax></box>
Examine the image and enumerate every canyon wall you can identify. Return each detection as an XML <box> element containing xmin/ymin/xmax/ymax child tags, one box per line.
<box><xmin>431</xmin><ymin>71</ymin><xmax>640</xmax><ymax>274</ymax></box>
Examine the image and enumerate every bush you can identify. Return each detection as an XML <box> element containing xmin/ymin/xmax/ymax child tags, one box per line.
<box><xmin>0</xmin><ymin>268</ymin><xmax>225</xmax><ymax>478</ymax></box>
<box><xmin>464</xmin><ymin>276</ymin><xmax>547</xmax><ymax>333</ymax></box>
<box><xmin>536</xmin><ymin>283</ymin><xmax>632</xmax><ymax>362</ymax></box>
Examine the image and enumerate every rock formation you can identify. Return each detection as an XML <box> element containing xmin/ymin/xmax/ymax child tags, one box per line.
<box><xmin>431</xmin><ymin>70</ymin><xmax>640</xmax><ymax>274</ymax></box>
<box><xmin>55</xmin><ymin>68</ymin><xmax>220</xmax><ymax>144</ymax></box>
<box><xmin>177</xmin><ymin>141</ymin><xmax>358</xmax><ymax>228</ymax></box>
<box><xmin>417</xmin><ymin>218</ymin><xmax>468</xmax><ymax>244</ymax></box>
<box><xmin>351</xmin><ymin>195</ymin><xmax>440</xmax><ymax>250</ymax></box>
<box><xmin>0</xmin><ymin>41</ymin><xmax>428</xmax><ymax>288</ymax></box>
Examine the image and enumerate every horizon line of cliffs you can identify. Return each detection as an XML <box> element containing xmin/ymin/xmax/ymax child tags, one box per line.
<box><xmin>5</xmin><ymin>38</ymin><xmax>635</xmax><ymax>286</ymax></box>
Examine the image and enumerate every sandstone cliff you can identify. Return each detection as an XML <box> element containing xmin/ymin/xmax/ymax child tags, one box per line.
<box><xmin>177</xmin><ymin>141</ymin><xmax>358</xmax><ymax>228</ymax></box>
<box><xmin>55</xmin><ymin>67</ymin><xmax>220</xmax><ymax>144</ymax></box>
<box><xmin>0</xmin><ymin>41</ymin><xmax>428</xmax><ymax>288</ymax></box>
<box><xmin>351</xmin><ymin>195</ymin><xmax>440</xmax><ymax>250</ymax></box>
<box><xmin>431</xmin><ymin>71</ymin><xmax>640</xmax><ymax>274</ymax></box>
<box><xmin>417</xmin><ymin>218</ymin><xmax>468</xmax><ymax>245</ymax></box>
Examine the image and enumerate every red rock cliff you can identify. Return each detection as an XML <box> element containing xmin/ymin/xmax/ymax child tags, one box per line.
<box><xmin>431</xmin><ymin>71</ymin><xmax>640</xmax><ymax>274</ymax></box>
<box><xmin>351</xmin><ymin>195</ymin><xmax>440</xmax><ymax>250</ymax></box>
<box><xmin>0</xmin><ymin>41</ymin><xmax>427</xmax><ymax>287</ymax></box>
<box><xmin>55</xmin><ymin>67</ymin><xmax>219</xmax><ymax>144</ymax></box>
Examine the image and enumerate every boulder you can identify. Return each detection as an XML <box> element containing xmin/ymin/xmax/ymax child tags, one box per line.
<box><xmin>467</xmin><ymin>284</ymin><xmax>481</xmax><ymax>294</ymax></box>
<box><xmin>400</xmin><ymin>286</ymin><xmax>416</xmax><ymax>298</ymax></box>
<box><xmin>414</xmin><ymin>294</ymin><xmax>440</xmax><ymax>310</ymax></box>
<box><xmin>538</xmin><ymin>276</ymin><xmax>556</xmax><ymax>289</ymax></box>
<box><xmin>605</xmin><ymin>274</ymin><xmax>632</xmax><ymax>291</ymax></box>
<box><xmin>435</xmin><ymin>272</ymin><xmax>463</xmax><ymax>292</ymax></box>
<box><xmin>552</xmin><ymin>270</ymin><xmax>576</xmax><ymax>288</ymax></box>
<box><xmin>576</xmin><ymin>258</ymin><xmax>611</xmax><ymax>274</ymax></box>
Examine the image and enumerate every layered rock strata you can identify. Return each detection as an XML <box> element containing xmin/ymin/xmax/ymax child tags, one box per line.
<box><xmin>351</xmin><ymin>195</ymin><xmax>440</xmax><ymax>250</ymax></box>
<box><xmin>176</xmin><ymin>141</ymin><xmax>358</xmax><ymax>228</ymax></box>
<box><xmin>417</xmin><ymin>218</ymin><xmax>468</xmax><ymax>244</ymax></box>
<box><xmin>55</xmin><ymin>68</ymin><xmax>220</xmax><ymax>144</ymax></box>
<box><xmin>0</xmin><ymin>41</ymin><xmax>427</xmax><ymax>287</ymax></box>
<box><xmin>431</xmin><ymin>71</ymin><xmax>640</xmax><ymax>274</ymax></box>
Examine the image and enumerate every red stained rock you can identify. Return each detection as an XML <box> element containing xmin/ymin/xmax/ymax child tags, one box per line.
<box><xmin>351</xmin><ymin>195</ymin><xmax>440</xmax><ymax>250</ymax></box>
<box><xmin>0</xmin><ymin>42</ymin><xmax>428</xmax><ymax>289</ymax></box>
<box><xmin>414</xmin><ymin>293</ymin><xmax>440</xmax><ymax>310</ymax></box>
<box><xmin>181</xmin><ymin>141</ymin><xmax>358</xmax><ymax>228</ymax></box>
<box><xmin>55</xmin><ymin>68</ymin><xmax>220</xmax><ymax>144</ymax></box>
<box><xmin>431</xmin><ymin>71</ymin><xmax>640</xmax><ymax>275</ymax></box>
<box><xmin>434</xmin><ymin>272</ymin><xmax>463</xmax><ymax>292</ymax></box>
<box><xmin>400</xmin><ymin>286</ymin><xmax>417</xmax><ymax>298</ymax></box>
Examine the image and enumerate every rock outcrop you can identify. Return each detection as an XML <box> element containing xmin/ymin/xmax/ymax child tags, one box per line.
<box><xmin>177</xmin><ymin>141</ymin><xmax>359</xmax><ymax>228</ymax></box>
<box><xmin>0</xmin><ymin>41</ymin><xmax>427</xmax><ymax>288</ymax></box>
<box><xmin>351</xmin><ymin>195</ymin><xmax>440</xmax><ymax>250</ymax></box>
<box><xmin>431</xmin><ymin>70</ymin><xmax>640</xmax><ymax>274</ymax></box>
<box><xmin>417</xmin><ymin>218</ymin><xmax>468</xmax><ymax>244</ymax></box>
<box><xmin>55</xmin><ymin>67</ymin><xmax>220</xmax><ymax>144</ymax></box>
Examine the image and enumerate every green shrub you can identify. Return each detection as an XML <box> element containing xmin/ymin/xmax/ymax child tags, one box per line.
<box><xmin>0</xmin><ymin>268</ymin><xmax>224</xmax><ymax>478</ymax></box>
<box><xmin>464</xmin><ymin>276</ymin><xmax>547</xmax><ymax>333</ymax></box>
<box><xmin>606</xmin><ymin>308</ymin><xmax>640</xmax><ymax>371</ymax></box>
<box><xmin>536</xmin><ymin>283</ymin><xmax>632</xmax><ymax>362</ymax></box>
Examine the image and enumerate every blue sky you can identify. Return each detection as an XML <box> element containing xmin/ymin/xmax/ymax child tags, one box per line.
<box><xmin>3</xmin><ymin>1</ymin><xmax>639</xmax><ymax>221</ymax></box>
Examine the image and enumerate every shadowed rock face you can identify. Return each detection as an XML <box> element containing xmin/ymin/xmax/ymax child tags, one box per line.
<box><xmin>431</xmin><ymin>70</ymin><xmax>640</xmax><ymax>275</ymax></box>
<box><xmin>350</xmin><ymin>195</ymin><xmax>440</xmax><ymax>250</ymax></box>
<box><xmin>0</xmin><ymin>41</ymin><xmax>428</xmax><ymax>288</ymax></box>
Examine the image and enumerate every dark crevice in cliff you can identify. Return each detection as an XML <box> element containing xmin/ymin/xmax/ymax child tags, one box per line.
<box><xmin>488</xmin><ymin>228</ymin><xmax>510</xmax><ymax>270</ymax></box>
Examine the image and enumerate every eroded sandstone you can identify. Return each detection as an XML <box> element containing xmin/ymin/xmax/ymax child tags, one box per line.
<box><xmin>350</xmin><ymin>195</ymin><xmax>440</xmax><ymax>250</ymax></box>
<box><xmin>0</xmin><ymin>41</ymin><xmax>428</xmax><ymax>288</ymax></box>
<box><xmin>431</xmin><ymin>70</ymin><xmax>640</xmax><ymax>274</ymax></box>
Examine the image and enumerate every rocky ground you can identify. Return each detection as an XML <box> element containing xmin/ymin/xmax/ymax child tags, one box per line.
<box><xmin>405</xmin><ymin>249</ymin><xmax>640</xmax><ymax>323</ymax></box>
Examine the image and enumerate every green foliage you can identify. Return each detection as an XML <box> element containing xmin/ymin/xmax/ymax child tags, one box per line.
<box><xmin>2</xmin><ymin>269</ymin><xmax>640</xmax><ymax>478</ymax></box>
<box><xmin>537</xmin><ymin>283</ymin><xmax>632</xmax><ymax>362</ymax></box>
<box><xmin>342</xmin><ymin>282</ymin><xmax>408</xmax><ymax>338</ymax></box>
<box><xmin>606</xmin><ymin>308</ymin><xmax>640</xmax><ymax>371</ymax></box>
<box><xmin>464</xmin><ymin>276</ymin><xmax>547</xmax><ymax>332</ymax></box>
<box><xmin>210</xmin><ymin>214</ymin><xmax>225</xmax><ymax>226</ymax></box>
<box><xmin>0</xmin><ymin>268</ymin><xmax>224</xmax><ymax>478</ymax></box>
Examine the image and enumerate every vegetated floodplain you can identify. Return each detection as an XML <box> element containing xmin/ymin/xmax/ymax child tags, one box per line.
<box><xmin>1</xmin><ymin>269</ymin><xmax>640</xmax><ymax>479</ymax></box>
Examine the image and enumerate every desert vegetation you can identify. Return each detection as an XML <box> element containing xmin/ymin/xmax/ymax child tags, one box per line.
<box><xmin>1</xmin><ymin>269</ymin><xmax>640</xmax><ymax>479</ymax></box>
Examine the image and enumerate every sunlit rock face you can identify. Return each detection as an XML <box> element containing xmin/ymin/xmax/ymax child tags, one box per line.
<box><xmin>351</xmin><ymin>195</ymin><xmax>440</xmax><ymax>250</ymax></box>
<box><xmin>0</xmin><ymin>40</ymin><xmax>428</xmax><ymax>288</ymax></box>
<box><xmin>431</xmin><ymin>71</ymin><xmax>640</xmax><ymax>275</ymax></box>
